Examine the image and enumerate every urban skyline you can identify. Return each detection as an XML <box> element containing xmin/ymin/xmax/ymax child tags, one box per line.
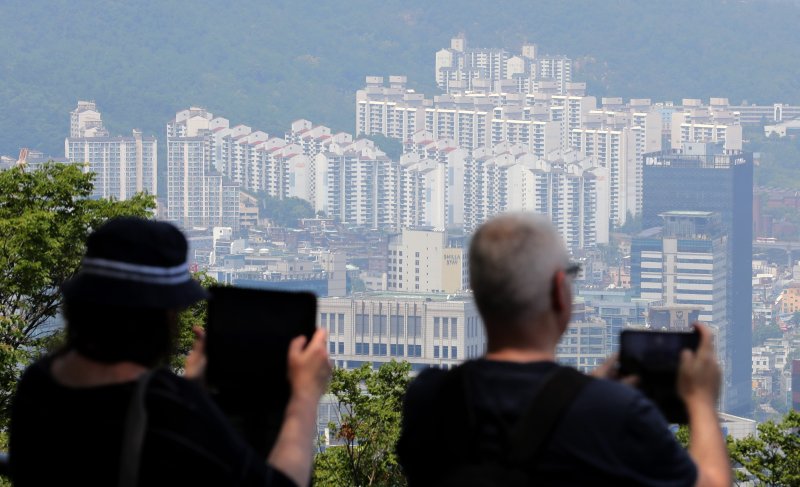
<box><xmin>1</xmin><ymin>34</ymin><xmax>797</xmax><ymax>422</ymax></box>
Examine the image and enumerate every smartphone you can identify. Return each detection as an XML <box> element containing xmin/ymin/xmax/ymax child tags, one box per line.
<box><xmin>205</xmin><ymin>286</ymin><xmax>317</xmax><ymax>457</ymax></box>
<box><xmin>618</xmin><ymin>329</ymin><xmax>700</xmax><ymax>424</ymax></box>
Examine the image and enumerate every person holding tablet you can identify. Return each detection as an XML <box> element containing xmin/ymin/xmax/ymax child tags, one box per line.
<box><xmin>9</xmin><ymin>217</ymin><xmax>331</xmax><ymax>487</ymax></box>
<box><xmin>398</xmin><ymin>213</ymin><xmax>731</xmax><ymax>487</ymax></box>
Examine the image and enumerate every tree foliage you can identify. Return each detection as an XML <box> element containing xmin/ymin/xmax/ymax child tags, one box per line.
<box><xmin>748</xmin><ymin>129</ymin><xmax>800</xmax><ymax>190</ymax></box>
<box><xmin>728</xmin><ymin>411</ymin><xmax>800</xmax><ymax>486</ymax></box>
<box><xmin>364</xmin><ymin>134</ymin><xmax>403</xmax><ymax>161</ymax></box>
<box><xmin>314</xmin><ymin>361</ymin><xmax>412</xmax><ymax>487</ymax></box>
<box><xmin>752</xmin><ymin>322</ymin><xmax>784</xmax><ymax>347</ymax></box>
<box><xmin>171</xmin><ymin>271</ymin><xmax>216</xmax><ymax>370</ymax></box>
<box><xmin>0</xmin><ymin>163</ymin><xmax>155</xmax><ymax>427</ymax></box>
<box><xmin>258</xmin><ymin>194</ymin><xmax>314</xmax><ymax>228</ymax></box>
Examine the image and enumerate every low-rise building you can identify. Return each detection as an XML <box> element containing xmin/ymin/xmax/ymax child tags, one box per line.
<box><xmin>317</xmin><ymin>292</ymin><xmax>484</xmax><ymax>372</ymax></box>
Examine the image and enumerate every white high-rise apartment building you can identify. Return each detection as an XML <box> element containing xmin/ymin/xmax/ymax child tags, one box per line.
<box><xmin>435</xmin><ymin>36</ymin><xmax>573</xmax><ymax>95</ymax></box>
<box><xmin>671</xmin><ymin>107</ymin><xmax>743</xmax><ymax>151</ymax></box>
<box><xmin>314</xmin><ymin>140</ymin><xmax>398</xmax><ymax>229</ymax></box>
<box><xmin>356</xmin><ymin>77</ymin><xmax>591</xmax><ymax>156</ymax></box>
<box><xmin>166</xmin><ymin>107</ymin><xmax>239</xmax><ymax>230</ymax></box>
<box><xmin>65</xmin><ymin>101</ymin><xmax>157</xmax><ymax>200</ymax></box>
<box><xmin>356</xmin><ymin>76</ymin><xmax>427</xmax><ymax>141</ymax></box>
<box><xmin>464</xmin><ymin>145</ymin><xmax>609</xmax><ymax>249</ymax></box>
<box><xmin>402</xmin><ymin>132</ymin><xmax>469</xmax><ymax>229</ymax></box>
<box><xmin>70</xmin><ymin>101</ymin><xmax>105</xmax><ymax>138</ymax></box>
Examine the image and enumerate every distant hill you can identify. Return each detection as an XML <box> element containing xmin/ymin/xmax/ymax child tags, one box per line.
<box><xmin>3</xmin><ymin>0</ymin><xmax>800</xmax><ymax>157</ymax></box>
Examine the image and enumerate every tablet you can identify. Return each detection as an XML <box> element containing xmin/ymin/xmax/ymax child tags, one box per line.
<box><xmin>618</xmin><ymin>329</ymin><xmax>700</xmax><ymax>424</ymax></box>
<box><xmin>205</xmin><ymin>286</ymin><xmax>317</xmax><ymax>456</ymax></box>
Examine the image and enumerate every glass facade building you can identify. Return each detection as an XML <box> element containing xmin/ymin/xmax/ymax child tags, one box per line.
<box><xmin>641</xmin><ymin>143</ymin><xmax>753</xmax><ymax>416</ymax></box>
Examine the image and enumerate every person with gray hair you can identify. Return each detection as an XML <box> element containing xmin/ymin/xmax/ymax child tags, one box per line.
<box><xmin>397</xmin><ymin>213</ymin><xmax>730</xmax><ymax>486</ymax></box>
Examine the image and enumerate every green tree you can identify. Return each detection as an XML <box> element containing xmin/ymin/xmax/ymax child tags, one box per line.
<box><xmin>728</xmin><ymin>411</ymin><xmax>800</xmax><ymax>486</ymax></box>
<box><xmin>753</xmin><ymin>322</ymin><xmax>783</xmax><ymax>347</ymax></box>
<box><xmin>0</xmin><ymin>163</ymin><xmax>155</xmax><ymax>427</ymax></box>
<box><xmin>171</xmin><ymin>271</ymin><xmax>216</xmax><ymax>370</ymax></box>
<box><xmin>617</xmin><ymin>211</ymin><xmax>643</xmax><ymax>234</ymax></box>
<box><xmin>0</xmin><ymin>430</ymin><xmax>8</xmax><ymax>486</ymax></box>
<box><xmin>364</xmin><ymin>134</ymin><xmax>403</xmax><ymax>161</ymax></box>
<box><xmin>674</xmin><ymin>424</ymin><xmax>690</xmax><ymax>449</ymax></box>
<box><xmin>314</xmin><ymin>361</ymin><xmax>411</xmax><ymax>486</ymax></box>
<box><xmin>258</xmin><ymin>194</ymin><xmax>314</xmax><ymax>228</ymax></box>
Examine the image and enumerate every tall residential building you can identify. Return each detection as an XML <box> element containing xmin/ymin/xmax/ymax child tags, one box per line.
<box><xmin>314</xmin><ymin>140</ymin><xmax>398</xmax><ymax>230</ymax></box>
<box><xmin>435</xmin><ymin>36</ymin><xmax>572</xmax><ymax>95</ymax></box>
<box><xmin>464</xmin><ymin>146</ymin><xmax>609</xmax><ymax>250</ymax></box>
<box><xmin>317</xmin><ymin>293</ymin><xmax>485</xmax><ymax>372</ymax></box>
<box><xmin>435</xmin><ymin>36</ymin><xmax>510</xmax><ymax>93</ymax></box>
<box><xmin>70</xmin><ymin>101</ymin><xmax>105</xmax><ymax>138</ymax></box>
<box><xmin>386</xmin><ymin>229</ymin><xmax>467</xmax><ymax>294</ymax></box>
<box><xmin>166</xmin><ymin>107</ymin><xmax>240</xmax><ymax>230</ymax></box>
<box><xmin>642</xmin><ymin>142</ymin><xmax>753</xmax><ymax>416</ymax></box>
<box><xmin>65</xmin><ymin>101</ymin><xmax>157</xmax><ymax>200</ymax></box>
<box><xmin>401</xmin><ymin>132</ymin><xmax>469</xmax><ymax>229</ymax></box>
<box><xmin>670</xmin><ymin>105</ymin><xmax>743</xmax><ymax>151</ymax></box>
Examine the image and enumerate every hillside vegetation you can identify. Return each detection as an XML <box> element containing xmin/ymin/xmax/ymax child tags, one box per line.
<box><xmin>3</xmin><ymin>0</ymin><xmax>800</xmax><ymax>159</ymax></box>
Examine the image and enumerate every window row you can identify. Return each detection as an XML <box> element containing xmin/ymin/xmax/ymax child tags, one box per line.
<box><xmin>353</xmin><ymin>342</ymin><xmax>422</xmax><ymax>357</ymax></box>
<box><xmin>433</xmin><ymin>346</ymin><xmax>458</xmax><ymax>359</ymax></box>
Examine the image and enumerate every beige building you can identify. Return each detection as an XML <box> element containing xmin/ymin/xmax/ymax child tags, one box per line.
<box><xmin>387</xmin><ymin>229</ymin><xmax>467</xmax><ymax>293</ymax></box>
<box><xmin>318</xmin><ymin>293</ymin><xmax>485</xmax><ymax>372</ymax></box>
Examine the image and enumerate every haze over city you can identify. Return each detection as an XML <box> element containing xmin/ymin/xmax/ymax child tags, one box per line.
<box><xmin>1</xmin><ymin>1</ymin><xmax>800</xmax><ymax>485</ymax></box>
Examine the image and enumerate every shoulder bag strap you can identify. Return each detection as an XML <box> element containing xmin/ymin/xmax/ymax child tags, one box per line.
<box><xmin>436</xmin><ymin>363</ymin><xmax>477</xmax><ymax>457</ymax></box>
<box><xmin>506</xmin><ymin>366</ymin><xmax>593</xmax><ymax>466</ymax></box>
<box><xmin>118</xmin><ymin>370</ymin><xmax>156</xmax><ymax>487</ymax></box>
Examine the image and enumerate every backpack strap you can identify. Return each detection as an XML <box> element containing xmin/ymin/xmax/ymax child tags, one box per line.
<box><xmin>438</xmin><ymin>363</ymin><xmax>593</xmax><ymax>467</ymax></box>
<box><xmin>506</xmin><ymin>366</ymin><xmax>593</xmax><ymax>466</ymax></box>
<box><xmin>118</xmin><ymin>370</ymin><xmax>156</xmax><ymax>487</ymax></box>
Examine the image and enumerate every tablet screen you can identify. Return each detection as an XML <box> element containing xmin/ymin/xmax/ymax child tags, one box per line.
<box><xmin>205</xmin><ymin>286</ymin><xmax>317</xmax><ymax>455</ymax></box>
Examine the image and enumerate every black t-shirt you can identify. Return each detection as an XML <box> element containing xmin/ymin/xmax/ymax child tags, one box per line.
<box><xmin>9</xmin><ymin>356</ymin><xmax>296</xmax><ymax>487</ymax></box>
<box><xmin>397</xmin><ymin>360</ymin><xmax>698</xmax><ymax>487</ymax></box>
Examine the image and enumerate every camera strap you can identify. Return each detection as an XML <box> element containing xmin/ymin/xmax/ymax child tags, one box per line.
<box><xmin>118</xmin><ymin>370</ymin><xmax>155</xmax><ymax>487</ymax></box>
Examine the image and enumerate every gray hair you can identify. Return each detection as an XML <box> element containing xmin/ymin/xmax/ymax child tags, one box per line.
<box><xmin>469</xmin><ymin>213</ymin><xmax>568</xmax><ymax>327</ymax></box>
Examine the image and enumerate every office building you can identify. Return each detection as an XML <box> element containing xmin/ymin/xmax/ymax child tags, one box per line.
<box><xmin>641</xmin><ymin>144</ymin><xmax>753</xmax><ymax>416</ymax></box>
<box><xmin>317</xmin><ymin>293</ymin><xmax>484</xmax><ymax>372</ymax></box>
<box><xmin>65</xmin><ymin>101</ymin><xmax>157</xmax><ymax>200</ymax></box>
<box><xmin>632</xmin><ymin>212</ymin><xmax>731</xmax><ymax>404</ymax></box>
<box><xmin>556</xmin><ymin>318</ymin><xmax>610</xmax><ymax>373</ymax></box>
<box><xmin>576</xmin><ymin>289</ymin><xmax>650</xmax><ymax>353</ymax></box>
<box><xmin>632</xmin><ymin>212</ymin><xmax>728</xmax><ymax>323</ymax></box>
